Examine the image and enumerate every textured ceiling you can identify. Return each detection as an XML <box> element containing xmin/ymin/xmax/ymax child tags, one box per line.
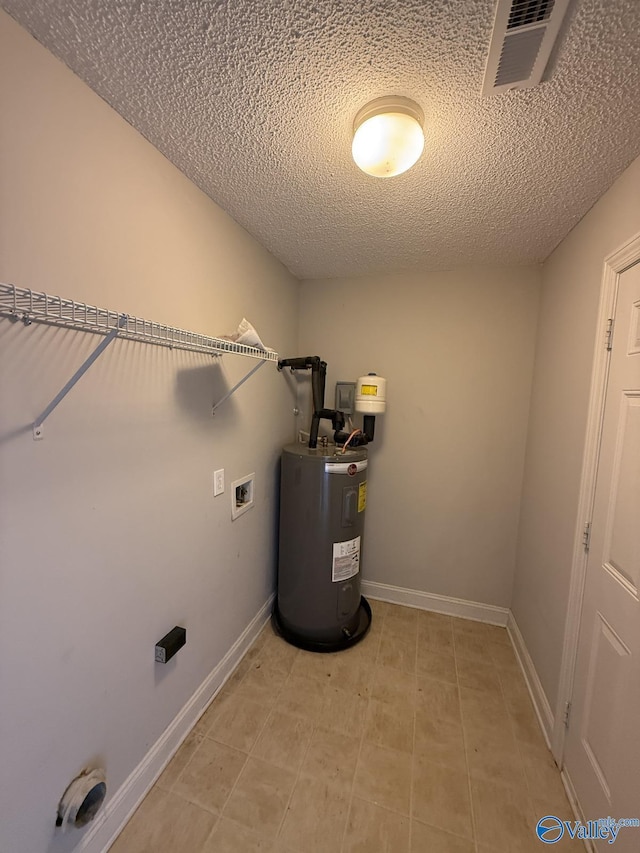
<box><xmin>3</xmin><ymin>0</ymin><xmax>640</xmax><ymax>280</ymax></box>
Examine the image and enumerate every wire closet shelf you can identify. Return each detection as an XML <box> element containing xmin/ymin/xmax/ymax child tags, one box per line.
<box><xmin>0</xmin><ymin>282</ymin><xmax>279</xmax><ymax>362</ymax></box>
<box><xmin>1</xmin><ymin>281</ymin><xmax>279</xmax><ymax>438</ymax></box>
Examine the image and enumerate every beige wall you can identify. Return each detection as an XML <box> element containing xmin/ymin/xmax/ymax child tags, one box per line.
<box><xmin>0</xmin><ymin>12</ymin><xmax>298</xmax><ymax>853</ymax></box>
<box><xmin>512</xmin><ymin>153</ymin><xmax>640</xmax><ymax>714</ymax></box>
<box><xmin>298</xmin><ymin>266</ymin><xmax>541</xmax><ymax>608</ymax></box>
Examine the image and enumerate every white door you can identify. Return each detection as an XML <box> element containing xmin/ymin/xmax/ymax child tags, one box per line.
<box><xmin>563</xmin><ymin>262</ymin><xmax>640</xmax><ymax>852</ymax></box>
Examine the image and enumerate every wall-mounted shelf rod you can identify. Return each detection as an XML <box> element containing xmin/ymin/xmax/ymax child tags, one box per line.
<box><xmin>212</xmin><ymin>360</ymin><xmax>266</xmax><ymax>414</ymax></box>
<box><xmin>32</xmin><ymin>314</ymin><xmax>127</xmax><ymax>440</ymax></box>
<box><xmin>0</xmin><ymin>283</ymin><xmax>279</xmax><ymax>438</ymax></box>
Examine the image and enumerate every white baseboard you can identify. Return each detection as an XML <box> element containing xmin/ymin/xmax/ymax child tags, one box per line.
<box><xmin>79</xmin><ymin>594</ymin><xmax>275</xmax><ymax>853</ymax></box>
<box><xmin>361</xmin><ymin>580</ymin><xmax>510</xmax><ymax>626</ymax></box>
<box><xmin>561</xmin><ymin>766</ymin><xmax>597</xmax><ymax>852</ymax></box>
<box><xmin>507</xmin><ymin>611</ymin><xmax>555</xmax><ymax>748</ymax></box>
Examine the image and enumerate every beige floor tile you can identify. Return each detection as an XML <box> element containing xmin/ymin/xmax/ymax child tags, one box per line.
<box><xmin>366</xmin><ymin>613</ymin><xmax>385</xmax><ymax>643</ymax></box>
<box><xmin>488</xmin><ymin>639</ymin><xmax>521</xmax><ymax>670</ymax></box>
<box><xmin>364</xmin><ymin>697</ymin><xmax>415</xmax><ymax>754</ymax></box>
<box><xmin>385</xmin><ymin>603</ymin><xmax>419</xmax><ymax>629</ymax></box>
<box><xmin>278</xmin><ymin>776</ymin><xmax>350</xmax><ymax>853</ymax></box>
<box><xmin>418</xmin><ymin>612</ymin><xmax>454</xmax><ymax>653</ymax></box>
<box><xmin>410</xmin><ymin>820</ymin><xmax>475</xmax><ymax>853</ymax></box>
<box><xmin>490</xmin><ymin>625</ymin><xmax>513</xmax><ymax>646</ymax></box>
<box><xmin>343</xmin><ymin>796</ymin><xmax>410</xmax><ymax>853</ymax></box>
<box><xmin>471</xmin><ymin>777</ymin><xmax>538</xmax><ymax>852</ymax></box>
<box><xmin>172</xmin><ymin>737</ymin><xmax>247</xmax><ymax>813</ymax></box>
<box><xmin>509</xmin><ymin>701</ymin><xmax>549</xmax><ymax>748</ymax></box>
<box><xmin>252</xmin><ymin>632</ymin><xmax>299</xmax><ymax>675</ymax></box>
<box><xmin>516</xmin><ymin>725</ymin><xmax>551</xmax><ymax>762</ymax></box>
<box><xmin>497</xmin><ymin>664</ymin><xmax>529</xmax><ymax>697</ymax></box>
<box><xmin>377</xmin><ymin>634</ymin><xmax>418</xmax><ymax>674</ymax></box>
<box><xmin>327</xmin><ymin>654</ymin><xmax>374</xmax><ymax>696</ymax></box>
<box><xmin>524</xmin><ymin>753</ymin><xmax>573</xmax><ymax>817</ymax></box>
<box><xmin>213</xmin><ymin>656</ymin><xmax>253</xmax><ymax>699</ymax></box>
<box><xmin>252</xmin><ymin>710</ymin><xmax>314</xmax><ymax>772</ymax></box>
<box><xmin>251</xmin><ymin>623</ymin><xmax>273</xmax><ymax>650</ymax></box>
<box><xmin>416</xmin><ymin>646</ymin><xmax>457</xmax><ymax>683</ymax></box>
<box><xmin>382</xmin><ymin>615</ymin><xmax>416</xmax><ymax>643</ymax></box>
<box><xmin>367</xmin><ymin>597</ymin><xmax>392</xmax><ymax>619</ymax></box>
<box><xmin>465</xmin><ymin>724</ymin><xmax>529</xmax><ymax>789</ymax></box>
<box><xmin>222</xmin><ymin>756</ymin><xmax>296</xmax><ymax>838</ymax></box>
<box><xmin>339</xmin><ymin>631</ymin><xmax>380</xmax><ymax>665</ymax></box>
<box><xmin>299</xmin><ymin>727</ymin><xmax>360</xmax><ymax>790</ymax></box>
<box><xmin>459</xmin><ymin>684</ymin><xmax>510</xmax><ymax>733</ymax></box>
<box><xmin>452</xmin><ymin>617</ymin><xmax>510</xmax><ymax>647</ymax></box>
<box><xmin>417</xmin><ymin>610</ymin><xmax>453</xmax><ymax>629</ymax></box>
<box><xmin>372</xmin><ymin>665</ymin><xmax>417</xmax><ymax>708</ymax></box>
<box><xmin>204</xmin><ymin>693</ymin><xmax>271</xmax><ymax>753</ymax></box>
<box><xmin>289</xmin><ymin>649</ymin><xmax>336</xmax><ymax>682</ymax></box>
<box><xmin>412</xmin><ymin>755</ymin><xmax>473</xmax><ymax>839</ymax></box>
<box><xmin>109</xmin><ymin>787</ymin><xmax>217</xmax><ymax>853</ymax></box>
<box><xmin>275</xmin><ymin>672</ymin><xmax>327</xmax><ymax>721</ymax></box>
<box><xmin>414</xmin><ymin>709</ymin><xmax>467</xmax><ymax>771</ymax></box>
<box><xmin>319</xmin><ymin>684</ymin><xmax>369</xmax><ymax>738</ymax></box>
<box><xmin>452</xmin><ymin>631</ymin><xmax>488</xmax><ymax>662</ymax></box>
<box><xmin>418</xmin><ymin>625</ymin><xmax>455</xmax><ymax>653</ymax></box>
<box><xmin>155</xmin><ymin>730</ymin><xmax>203</xmax><ymax>791</ymax></box>
<box><xmin>201</xmin><ymin>817</ymin><xmax>272</xmax><ymax>852</ymax></box>
<box><xmin>455</xmin><ymin>656</ymin><xmax>502</xmax><ymax>693</ymax></box>
<box><xmin>234</xmin><ymin>660</ymin><xmax>289</xmax><ymax>705</ymax></box>
<box><xmin>193</xmin><ymin>690</ymin><xmax>234</xmax><ymax>738</ymax></box>
<box><xmin>518</xmin><ymin>737</ymin><xmax>557</xmax><ymax>766</ymax></box>
<box><xmin>502</xmin><ymin>682</ymin><xmax>536</xmax><ymax>715</ymax></box>
<box><xmin>353</xmin><ymin>742</ymin><xmax>412</xmax><ymax>815</ymax></box>
<box><xmin>416</xmin><ymin>675</ymin><xmax>461</xmax><ymax>721</ymax></box>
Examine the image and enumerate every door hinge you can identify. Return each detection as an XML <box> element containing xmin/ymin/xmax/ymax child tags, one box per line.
<box><xmin>582</xmin><ymin>521</ymin><xmax>591</xmax><ymax>552</ymax></box>
<box><xmin>563</xmin><ymin>701</ymin><xmax>572</xmax><ymax>728</ymax></box>
<box><xmin>606</xmin><ymin>318</ymin><xmax>614</xmax><ymax>351</ymax></box>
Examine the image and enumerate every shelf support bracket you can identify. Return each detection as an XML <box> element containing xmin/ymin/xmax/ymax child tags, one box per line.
<box><xmin>33</xmin><ymin>314</ymin><xmax>128</xmax><ymax>440</ymax></box>
<box><xmin>212</xmin><ymin>360</ymin><xmax>266</xmax><ymax>415</ymax></box>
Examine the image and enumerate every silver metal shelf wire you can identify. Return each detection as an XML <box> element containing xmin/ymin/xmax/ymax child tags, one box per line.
<box><xmin>1</xmin><ymin>282</ymin><xmax>278</xmax><ymax>438</ymax></box>
<box><xmin>0</xmin><ymin>282</ymin><xmax>278</xmax><ymax>361</ymax></box>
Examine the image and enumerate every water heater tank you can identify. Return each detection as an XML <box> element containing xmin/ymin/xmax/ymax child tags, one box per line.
<box><xmin>273</xmin><ymin>443</ymin><xmax>371</xmax><ymax>651</ymax></box>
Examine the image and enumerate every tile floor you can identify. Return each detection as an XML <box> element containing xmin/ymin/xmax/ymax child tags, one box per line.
<box><xmin>110</xmin><ymin>601</ymin><xmax>583</xmax><ymax>852</ymax></box>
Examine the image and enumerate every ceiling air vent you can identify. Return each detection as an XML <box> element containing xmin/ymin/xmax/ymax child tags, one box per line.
<box><xmin>482</xmin><ymin>0</ymin><xmax>572</xmax><ymax>96</ymax></box>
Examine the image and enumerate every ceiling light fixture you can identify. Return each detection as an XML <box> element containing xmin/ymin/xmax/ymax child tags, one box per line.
<box><xmin>352</xmin><ymin>96</ymin><xmax>424</xmax><ymax>178</ymax></box>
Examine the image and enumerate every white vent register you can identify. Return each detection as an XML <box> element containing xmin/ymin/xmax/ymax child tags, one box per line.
<box><xmin>482</xmin><ymin>0</ymin><xmax>572</xmax><ymax>96</ymax></box>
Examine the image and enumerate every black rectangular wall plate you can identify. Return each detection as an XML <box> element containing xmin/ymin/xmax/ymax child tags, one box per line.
<box><xmin>155</xmin><ymin>626</ymin><xmax>186</xmax><ymax>663</ymax></box>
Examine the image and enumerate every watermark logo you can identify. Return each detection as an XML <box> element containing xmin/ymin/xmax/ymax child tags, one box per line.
<box><xmin>536</xmin><ymin>815</ymin><xmax>640</xmax><ymax>845</ymax></box>
<box><xmin>536</xmin><ymin>816</ymin><xmax>565</xmax><ymax>843</ymax></box>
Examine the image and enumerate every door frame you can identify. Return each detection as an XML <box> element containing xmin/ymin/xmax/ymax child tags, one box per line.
<box><xmin>552</xmin><ymin>230</ymin><xmax>640</xmax><ymax>762</ymax></box>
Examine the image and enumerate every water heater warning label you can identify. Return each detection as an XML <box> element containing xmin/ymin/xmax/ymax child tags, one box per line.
<box><xmin>358</xmin><ymin>481</ymin><xmax>367</xmax><ymax>512</ymax></box>
<box><xmin>332</xmin><ymin>536</ymin><xmax>361</xmax><ymax>582</ymax></box>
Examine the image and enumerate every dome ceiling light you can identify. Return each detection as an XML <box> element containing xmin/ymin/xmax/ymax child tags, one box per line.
<box><xmin>352</xmin><ymin>96</ymin><xmax>425</xmax><ymax>178</ymax></box>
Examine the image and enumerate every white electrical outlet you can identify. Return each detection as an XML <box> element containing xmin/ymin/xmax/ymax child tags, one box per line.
<box><xmin>213</xmin><ymin>469</ymin><xmax>225</xmax><ymax>496</ymax></box>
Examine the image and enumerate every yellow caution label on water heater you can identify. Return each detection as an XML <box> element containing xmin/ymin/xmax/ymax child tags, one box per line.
<box><xmin>358</xmin><ymin>481</ymin><xmax>367</xmax><ymax>512</ymax></box>
<box><xmin>360</xmin><ymin>384</ymin><xmax>378</xmax><ymax>395</ymax></box>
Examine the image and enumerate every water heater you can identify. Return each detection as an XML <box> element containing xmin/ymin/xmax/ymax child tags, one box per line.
<box><xmin>273</xmin><ymin>357</ymin><xmax>386</xmax><ymax>652</ymax></box>
<box><xmin>273</xmin><ymin>443</ymin><xmax>371</xmax><ymax>651</ymax></box>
